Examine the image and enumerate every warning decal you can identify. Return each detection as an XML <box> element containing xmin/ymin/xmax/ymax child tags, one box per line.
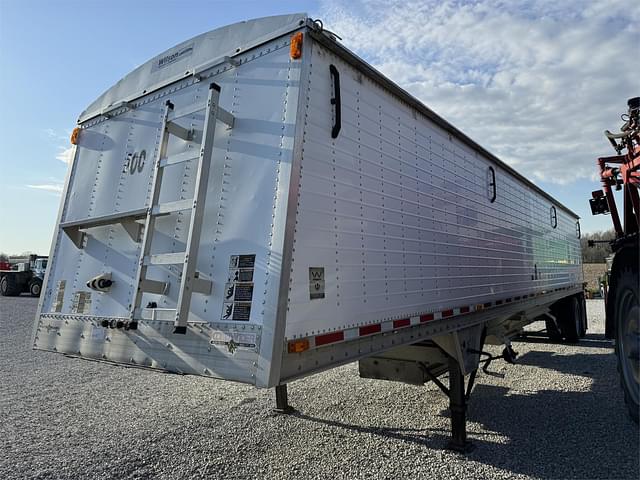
<box><xmin>210</xmin><ymin>330</ymin><xmax>258</xmax><ymax>353</ymax></box>
<box><xmin>309</xmin><ymin>267</ymin><xmax>325</xmax><ymax>300</ymax></box>
<box><xmin>71</xmin><ymin>291</ymin><xmax>92</xmax><ymax>314</ymax></box>
<box><xmin>222</xmin><ymin>302</ymin><xmax>252</xmax><ymax>321</ymax></box>
<box><xmin>222</xmin><ymin>254</ymin><xmax>255</xmax><ymax>321</ymax></box>
<box><xmin>51</xmin><ymin>280</ymin><xmax>66</xmax><ymax>313</ymax></box>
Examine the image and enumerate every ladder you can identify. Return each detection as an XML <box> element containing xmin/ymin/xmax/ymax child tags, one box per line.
<box><xmin>130</xmin><ymin>82</ymin><xmax>233</xmax><ymax>334</ymax></box>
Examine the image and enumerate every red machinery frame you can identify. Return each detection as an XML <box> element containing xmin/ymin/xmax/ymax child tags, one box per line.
<box><xmin>591</xmin><ymin>98</ymin><xmax>640</xmax><ymax>242</ymax></box>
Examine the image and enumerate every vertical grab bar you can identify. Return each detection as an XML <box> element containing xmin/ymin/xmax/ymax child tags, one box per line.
<box><xmin>488</xmin><ymin>166</ymin><xmax>497</xmax><ymax>203</ymax></box>
<box><xmin>330</xmin><ymin>64</ymin><xmax>341</xmax><ymax>139</ymax></box>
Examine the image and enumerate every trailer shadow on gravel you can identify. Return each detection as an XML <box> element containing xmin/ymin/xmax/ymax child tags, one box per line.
<box><xmin>290</xmin><ymin>343</ymin><xmax>639</xmax><ymax>480</ymax></box>
<box><xmin>463</xmin><ymin>350</ymin><xmax>639</xmax><ymax>479</ymax></box>
<box><xmin>516</xmin><ymin>331</ymin><xmax>614</xmax><ymax>349</ymax></box>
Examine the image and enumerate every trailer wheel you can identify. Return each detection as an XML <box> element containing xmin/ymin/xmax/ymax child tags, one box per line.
<box><xmin>561</xmin><ymin>296</ymin><xmax>582</xmax><ymax>342</ymax></box>
<box><xmin>612</xmin><ymin>265</ymin><xmax>639</xmax><ymax>424</ymax></box>
<box><xmin>29</xmin><ymin>278</ymin><xmax>42</xmax><ymax>297</ymax></box>
<box><xmin>0</xmin><ymin>275</ymin><xmax>20</xmax><ymax>296</ymax></box>
<box><xmin>545</xmin><ymin>317</ymin><xmax>563</xmax><ymax>341</ymax></box>
<box><xmin>578</xmin><ymin>293</ymin><xmax>587</xmax><ymax>338</ymax></box>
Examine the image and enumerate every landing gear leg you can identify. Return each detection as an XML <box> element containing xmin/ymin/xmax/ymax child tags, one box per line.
<box><xmin>274</xmin><ymin>384</ymin><xmax>294</xmax><ymax>413</ymax></box>
<box><xmin>447</xmin><ymin>357</ymin><xmax>475</xmax><ymax>453</ymax></box>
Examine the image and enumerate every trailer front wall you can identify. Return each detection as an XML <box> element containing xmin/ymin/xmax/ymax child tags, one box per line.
<box><xmin>34</xmin><ymin>34</ymin><xmax>302</xmax><ymax>386</ymax></box>
<box><xmin>284</xmin><ymin>40</ymin><xmax>582</xmax><ymax>340</ymax></box>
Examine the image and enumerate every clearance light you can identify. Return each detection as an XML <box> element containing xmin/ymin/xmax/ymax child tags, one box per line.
<box><xmin>70</xmin><ymin>127</ymin><xmax>81</xmax><ymax>145</ymax></box>
<box><xmin>290</xmin><ymin>32</ymin><xmax>303</xmax><ymax>59</ymax></box>
<box><xmin>288</xmin><ymin>338</ymin><xmax>309</xmax><ymax>353</ymax></box>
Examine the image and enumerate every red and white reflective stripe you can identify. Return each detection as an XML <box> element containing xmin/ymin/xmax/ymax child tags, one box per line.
<box><xmin>289</xmin><ymin>286</ymin><xmax>576</xmax><ymax>351</ymax></box>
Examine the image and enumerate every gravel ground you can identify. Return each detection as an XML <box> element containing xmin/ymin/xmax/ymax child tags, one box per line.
<box><xmin>1</xmin><ymin>297</ymin><xmax>638</xmax><ymax>480</ymax></box>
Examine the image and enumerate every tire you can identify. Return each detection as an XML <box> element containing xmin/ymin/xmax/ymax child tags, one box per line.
<box><xmin>550</xmin><ymin>296</ymin><xmax>581</xmax><ymax>343</ymax></box>
<box><xmin>559</xmin><ymin>296</ymin><xmax>581</xmax><ymax>342</ymax></box>
<box><xmin>29</xmin><ymin>278</ymin><xmax>42</xmax><ymax>297</ymax></box>
<box><xmin>0</xmin><ymin>275</ymin><xmax>20</xmax><ymax>296</ymax></box>
<box><xmin>577</xmin><ymin>293</ymin><xmax>587</xmax><ymax>338</ymax></box>
<box><xmin>612</xmin><ymin>265</ymin><xmax>639</xmax><ymax>424</ymax></box>
<box><xmin>545</xmin><ymin>317</ymin><xmax>563</xmax><ymax>341</ymax></box>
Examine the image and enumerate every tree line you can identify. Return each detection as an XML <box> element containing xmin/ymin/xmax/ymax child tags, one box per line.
<box><xmin>580</xmin><ymin>229</ymin><xmax>615</xmax><ymax>263</ymax></box>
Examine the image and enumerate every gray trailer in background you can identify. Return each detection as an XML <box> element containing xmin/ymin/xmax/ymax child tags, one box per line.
<box><xmin>33</xmin><ymin>14</ymin><xmax>585</xmax><ymax>451</ymax></box>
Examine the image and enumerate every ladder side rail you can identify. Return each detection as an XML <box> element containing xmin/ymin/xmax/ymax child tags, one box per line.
<box><xmin>131</xmin><ymin>101</ymin><xmax>174</xmax><ymax>319</ymax></box>
<box><xmin>173</xmin><ymin>83</ymin><xmax>221</xmax><ymax>333</ymax></box>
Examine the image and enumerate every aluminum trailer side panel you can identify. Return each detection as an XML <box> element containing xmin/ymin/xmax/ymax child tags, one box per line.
<box><xmin>282</xmin><ymin>38</ymin><xmax>582</xmax><ymax>349</ymax></box>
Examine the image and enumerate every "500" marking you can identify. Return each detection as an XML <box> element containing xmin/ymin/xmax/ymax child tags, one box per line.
<box><xmin>125</xmin><ymin>150</ymin><xmax>146</xmax><ymax>175</ymax></box>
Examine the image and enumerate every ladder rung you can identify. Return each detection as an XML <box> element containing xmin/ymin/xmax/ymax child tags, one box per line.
<box><xmin>168</xmin><ymin>103</ymin><xmax>205</xmax><ymax>122</ymax></box>
<box><xmin>168</xmin><ymin>104</ymin><xmax>234</xmax><ymax>128</ymax></box>
<box><xmin>145</xmin><ymin>252</ymin><xmax>186</xmax><ymax>265</ymax></box>
<box><xmin>139</xmin><ymin>279</ymin><xmax>169</xmax><ymax>295</ymax></box>
<box><xmin>152</xmin><ymin>199</ymin><xmax>194</xmax><ymax>216</ymax></box>
<box><xmin>160</xmin><ymin>149</ymin><xmax>200</xmax><ymax>167</ymax></box>
<box><xmin>136</xmin><ymin>307</ymin><xmax>176</xmax><ymax>321</ymax></box>
<box><xmin>166</xmin><ymin>121</ymin><xmax>194</xmax><ymax>141</ymax></box>
<box><xmin>191</xmin><ymin>276</ymin><xmax>212</xmax><ymax>295</ymax></box>
<box><xmin>216</xmin><ymin>107</ymin><xmax>234</xmax><ymax>128</ymax></box>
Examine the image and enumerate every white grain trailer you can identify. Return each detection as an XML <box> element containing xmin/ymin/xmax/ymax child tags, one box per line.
<box><xmin>33</xmin><ymin>14</ymin><xmax>585</xmax><ymax>451</ymax></box>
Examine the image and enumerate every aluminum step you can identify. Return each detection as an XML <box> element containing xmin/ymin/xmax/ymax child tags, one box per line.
<box><xmin>168</xmin><ymin>103</ymin><xmax>206</xmax><ymax>122</ymax></box>
<box><xmin>151</xmin><ymin>199</ymin><xmax>194</xmax><ymax>216</ymax></box>
<box><xmin>145</xmin><ymin>252</ymin><xmax>186</xmax><ymax>265</ymax></box>
<box><xmin>60</xmin><ymin>208</ymin><xmax>147</xmax><ymax>230</ymax></box>
<box><xmin>159</xmin><ymin>149</ymin><xmax>201</xmax><ymax>168</ymax></box>
<box><xmin>169</xmin><ymin>103</ymin><xmax>234</xmax><ymax>128</ymax></box>
<box><xmin>61</xmin><ymin>208</ymin><xmax>147</xmax><ymax>247</ymax></box>
<box><xmin>166</xmin><ymin>121</ymin><xmax>194</xmax><ymax>141</ymax></box>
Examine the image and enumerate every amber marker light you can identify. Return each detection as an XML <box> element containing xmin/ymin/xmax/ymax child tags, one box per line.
<box><xmin>70</xmin><ymin>127</ymin><xmax>81</xmax><ymax>145</ymax></box>
<box><xmin>290</xmin><ymin>32</ymin><xmax>303</xmax><ymax>59</ymax></box>
<box><xmin>288</xmin><ymin>338</ymin><xmax>310</xmax><ymax>353</ymax></box>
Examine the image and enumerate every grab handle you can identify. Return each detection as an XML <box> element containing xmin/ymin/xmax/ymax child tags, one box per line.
<box><xmin>487</xmin><ymin>166</ymin><xmax>497</xmax><ymax>203</ymax></box>
<box><xmin>329</xmin><ymin>64</ymin><xmax>341</xmax><ymax>139</ymax></box>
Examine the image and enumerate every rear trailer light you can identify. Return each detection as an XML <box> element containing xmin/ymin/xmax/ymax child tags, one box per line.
<box><xmin>290</xmin><ymin>32</ymin><xmax>303</xmax><ymax>59</ymax></box>
<box><xmin>70</xmin><ymin>127</ymin><xmax>80</xmax><ymax>145</ymax></box>
<box><xmin>288</xmin><ymin>338</ymin><xmax>310</xmax><ymax>353</ymax></box>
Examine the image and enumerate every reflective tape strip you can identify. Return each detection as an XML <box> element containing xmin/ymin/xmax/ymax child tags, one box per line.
<box><xmin>315</xmin><ymin>331</ymin><xmax>344</xmax><ymax>346</ymax></box>
<box><xmin>293</xmin><ymin>286</ymin><xmax>578</xmax><ymax>351</ymax></box>
<box><xmin>393</xmin><ymin>318</ymin><xmax>411</xmax><ymax>328</ymax></box>
<box><xmin>359</xmin><ymin>324</ymin><xmax>381</xmax><ymax>336</ymax></box>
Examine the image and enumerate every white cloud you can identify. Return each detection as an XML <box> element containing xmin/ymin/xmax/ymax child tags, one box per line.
<box><xmin>319</xmin><ymin>0</ymin><xmax>639</xmax><ymax>184</ymax></box>
<box><xmin>26</xmin><ymin>183</ymin><xmax>63</xmax><ymax>194</ymax></box>
<box><xmin>44</xmin><ymin>128</ymin><xmax>70</xmax><ymax>141</ymax></box>
<box><xmin>56</xmin><ymin>146</ymin><xmax>74</xmax><ymax>164</ymax></box>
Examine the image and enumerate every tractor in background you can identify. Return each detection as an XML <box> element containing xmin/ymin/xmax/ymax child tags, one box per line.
<box><xmin>589</xmin><ymin>97</ymin><xmax>639</xmax><ymax>423</ymax></box>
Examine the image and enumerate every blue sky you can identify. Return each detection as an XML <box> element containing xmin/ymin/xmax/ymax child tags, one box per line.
<box><xmin>0</xmin><ymin>0</ymin><xmax>635</xmax><ymax>254</ymax></box>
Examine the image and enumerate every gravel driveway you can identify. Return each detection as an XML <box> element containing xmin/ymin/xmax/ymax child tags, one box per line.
<box><xmin>1</xmin><ymin>297</ymin><xmax>638</xmax><ymax>479</ymax></box>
